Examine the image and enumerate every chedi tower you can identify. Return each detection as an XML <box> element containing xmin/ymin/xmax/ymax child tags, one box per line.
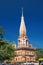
<box><xmin>14</xmin><ymin>9</ymin><xmax>36</xmax><ymax>62</ymax></box>
<box><xmin>18</xmin><ymin>9</ymin><xmax>28</xmax><ymax>48</ymax></box>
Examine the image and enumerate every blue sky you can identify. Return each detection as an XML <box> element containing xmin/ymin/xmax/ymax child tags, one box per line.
<box><xmin>0</xmin><ymin>0</ymin><xmax>43</xmax><ymax>48</ymax></box>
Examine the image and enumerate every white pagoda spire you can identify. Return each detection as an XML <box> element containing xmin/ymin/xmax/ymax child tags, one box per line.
<box><xmin>19</xmin><ymin>8</ymin><xmax>26</xmax><ymax>37</ymax></box>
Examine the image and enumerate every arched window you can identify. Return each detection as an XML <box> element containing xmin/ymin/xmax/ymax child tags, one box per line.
<box><xmin>26</xmin><ymin>40</ymin><xmax>28</xmax><ymax>46</ymax></box>
<box><xmin>16</xmin><ymin>58</ymin><xmax>17</xmax><ymax>61</ymax></box>
<box><xmin>18</xmin><ymin>40</ymin><xmax>20</xmax><ymax>43</ymax></box>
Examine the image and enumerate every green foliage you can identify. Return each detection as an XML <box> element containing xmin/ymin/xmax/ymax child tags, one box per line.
<box><xmin>0</xmin><ymin>27</ymin><xmax>15</xmax><ymax>62</ymax></box>
<box><xmin>35</xmin><ymin>48</ymin><xmax>43</xmax><ymax>60</ymax></box>
<box><xmin>0</xmin><ymin>40</ymin><xmax>15</xmax><ymax>62</ymax></box>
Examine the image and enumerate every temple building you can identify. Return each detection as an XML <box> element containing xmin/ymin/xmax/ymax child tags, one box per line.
<box><xmin>12</xmin><ymin>9</ymin><xmax>36</xmax><ymax>63</ymax></box>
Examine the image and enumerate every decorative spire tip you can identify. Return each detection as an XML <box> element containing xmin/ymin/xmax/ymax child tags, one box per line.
<box><xmin>22</xmin><ymin>8</ymin><xmax>23</xmax><ymax>16</ymax></box>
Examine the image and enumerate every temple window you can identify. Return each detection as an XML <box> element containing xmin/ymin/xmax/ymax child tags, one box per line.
<box><xmin>18</xmin><ymin>40</ymin><xmax>20</xmax><ymax>43</ymax></box>
<box><xmin>28</xmin><ymin>58</ymin><xmax>29</xmax><ymax>60</ymax></box>
<box><xmin>16</xmin><ymin>58</ymin><xmax>17</xmax><ymax>61</ymax></box>
<box><xmin>26</xmin><ymin>40</ymin><xmax>28</xmax><ymax>46</ymax></box>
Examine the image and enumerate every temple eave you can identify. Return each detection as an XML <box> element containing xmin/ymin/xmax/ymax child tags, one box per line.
<box><xmin>15</xmin><ymin>47</ymin><xmax>35</xmax><ymax>51</ymax></box>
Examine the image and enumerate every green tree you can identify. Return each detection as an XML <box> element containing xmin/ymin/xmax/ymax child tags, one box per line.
<box><xmin>35</xmin><ymin>48</ymin><xmax>43</xmax><ymax>60</ymax></box>
<box><xmin>0</xmin><ymin>41</ymin><xmax>15</xmax><ymax>62</ymax></box>
<box><xmin>0</xmin><ymin>27</ymin><xmax>15</xmax><ymax>62</ymax></box>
